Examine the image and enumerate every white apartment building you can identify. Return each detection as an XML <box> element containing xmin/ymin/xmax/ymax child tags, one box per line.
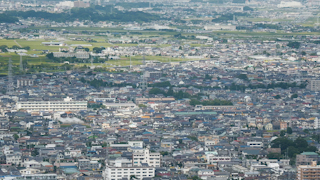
<box><xmin>308</xmin><ymin>80</ymin><xmax>320</xmax><ymax>91</ymax></box>
<box><xmin>207</xmin><ymin>155</ymin><xmax>231</xmax><ymax>164</ymax></box>
<box><xmin>314</xmin><ymin>117</ymin><xmax>320</xmax><ymax>129</ymax></box>
<box><xmin>6</xmin><ymin>153</ymin><xmax>22</xmax><ymax>165</ymax></box>
<box><xmin>17</xmin><ymin>79</ymin><xmax>34</xmax><ymax>88</ymax></box>
<box><xmin>132</xmin><ymin>148</ymin><xmax>161</xmax><ymax>167</ymax></box>
<box><xmin>103</xmin><ymin>158</ymin><xmax>155</xmax><ymax>180</ymax></box>
<box><xmin>128</xmin><ymin>141</ymin><xmax>143</xmax><ymax>148</ymax></box>
<box><xmin>16</xmin><ymin>97</ymin><xmax>87</xmax><ymax>112</ymax></box>
<box><xmin>246</xmin><ymin>141</ymin><xmax>263</xmax><ymax>148</ymax></box>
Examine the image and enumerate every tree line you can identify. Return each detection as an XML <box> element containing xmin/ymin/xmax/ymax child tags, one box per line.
<box><xmin>4</xmin><ymin>5</ymin><xmax>161</xmax><ymax>23</ymax></box>
<box><xmin>270</xmin><ymin>137</ymin><xmax>317</xmax><ymax>159</ymax></box>
<box><xmin>80</xmin><ymin>78</ymin><xmax>137</xmax><ymax>89</ymax></box>
<box><xmin>148</xmin><ymin>87</ymin><xmax>232</xmax><ymax>105</ymax></box>
<box><xmin>46</xmin><ymin>53</ymin><xmax>107</xmax><ymax>63</ymax></box>
<box><xmin>0</xmin><ymin>45</ymin><xmax>30</xmax><ymax>52</ymax></box>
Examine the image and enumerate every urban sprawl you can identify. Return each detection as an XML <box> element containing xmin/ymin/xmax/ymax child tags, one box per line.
<box><xmin>1</xmin><ymin>0</ymin><xmax>320</xmax><ymax>180</ymax></box>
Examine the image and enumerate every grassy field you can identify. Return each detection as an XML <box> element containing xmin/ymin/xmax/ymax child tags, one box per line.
<box><xmin>107</xmin><ymin>55</ymin><xmax>200</xmax><ymax>66</ymax></box>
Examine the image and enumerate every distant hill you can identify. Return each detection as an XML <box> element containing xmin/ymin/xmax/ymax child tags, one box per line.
<box><xmin>4</xmin><ymin>5</ymin><xmax>162</xmax><ymax>23</ymax></box>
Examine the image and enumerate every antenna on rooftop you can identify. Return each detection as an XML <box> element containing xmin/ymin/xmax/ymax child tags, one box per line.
<box><xmin>7</xmin><ymin>58</ymin><xmax>14</xmax><ymax>95</ymax></box>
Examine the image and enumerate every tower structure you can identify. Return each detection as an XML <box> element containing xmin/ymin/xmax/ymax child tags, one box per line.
<box><xmin>7</xmin><ymin>58</ymin><xmax>14</xmax><ymax>95</ymax></box>
<box><xmin>19</xmin><ymin>54</ymin><xmax>23</xmax><ymax>71</ymax></box>
<box><xmin>140</xmin><ymin>55</ymin><xmax>147</xmax><ymax>90</ymax></box>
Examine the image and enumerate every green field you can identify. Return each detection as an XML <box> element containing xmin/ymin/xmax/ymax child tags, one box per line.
<box><xmin>107</xmin><ymin>55</ymin><xmax>200</xmax><ymax>66</ymax></box>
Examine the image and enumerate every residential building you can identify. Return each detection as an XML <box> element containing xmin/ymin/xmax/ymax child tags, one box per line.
<box><xmin>206</xmin><ymin>155</ymin><xmax>231</xmax><ymax>164</ymax></box>
<box><xmin>308</xmin><ymin>80</ymin><xmax>320</xmax><ymax>91</ymax></box>
<box><xmin>103</xmin><ymin>158</ymin><xmax>155</xmax><ymax>180</ymax></box>
<box><xmin>6</xmin><ymin>153</ymin><xmax>22</xmax><ymax>165</ymax></box>
<box><xmin>16</xmin><ymin>97</ymin><xmax>87</xmax><ymax>112</ymax></box>
<box><xmin>297</xmin><ymin>161</ymin><xmax>320</xmax><ymax>180</ymax></box>
<box><xmin>296</xmin><ymin>152</ymin><xmax>320</xmax><ymax>166</ymax></box>
<box><xmin>16</xmin><ymin>174</ymin><xmax>57</xmax><ymax>180</ymax></box>
<box><xmin>246</xmin><ymin>141</ymin><xmax>263</xmax><ymax>148</ymax></box>
<box><xmin>19</xmin><ymin>168</ymin><xmax>41</xmax><ymax>175</ymax></box>
<box><xmin>132</xmin><ymin>148</ymin><xmax>161</xmax><ymax>167</ymax></box>
<box><xmin>314</xmin><ymin>117</ymin><xmax>320</xmax><ymax>129</ymax></box>
<box><xmin>17</xmin><ymin>79</ymin><xmax>34</xmax><ymax>88</ymax></box>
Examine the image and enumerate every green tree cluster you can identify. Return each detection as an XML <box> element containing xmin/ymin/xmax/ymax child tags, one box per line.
<box><xmin>237</xmin><ymin>74</ymin><xmax>248</xmax><ymax>80</ymax></box>
<box><xmin>81</xmin><ymin>78</ymin><xmax>136</xmax><ymax>89</ymax></box>
<box><xmin>287</xmin><ymin>41</ymin><xmax>301</xmax><ymax>49</ymax></box>
<box><xmin>148</xmin><ymin>87</ymin><xmax>192</xmax><ymax>99</ymax></box>
<box><xmin>243</xmin><ymin>6</ymin><xmax>254</xmax><ymax>11</ymax></box>
<box><xmin>87</xmin><ymin>102</ymin><xmax>105</xmax><ymax>109</ymax></box>
<box><xmin>0</xmin><ymin>13</ymin><xmax>18</xmax><ymax>23</ymax></box>
<box><xmin>189</xmin><ymin>99</ymin><xmax>233</xmax><ymax>106</ymax></box>
<box><xmin>271</xmin><ymin>137</ymin><xmax>317</xmax><ymax>158</ymax></box>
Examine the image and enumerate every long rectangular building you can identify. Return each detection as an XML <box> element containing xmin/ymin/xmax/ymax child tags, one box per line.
<box><xmin>16</xmin><ymin>97</ymin><xmax>87</xmax><ymax>112</ymax></box>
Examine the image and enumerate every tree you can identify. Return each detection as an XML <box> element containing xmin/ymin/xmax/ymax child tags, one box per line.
<box><xmin>280</xmin><ymin>130</ymin><xmax>286</xmax><ymax>137</ymax></box>
<box><xmin>31</xmin><ymin>149</ymin><xmax>39</xmax><ymax>156</ymax></box>
<box><xmin>271</xmin><ymin>137</ymin><xmax>294</xmax><ymax>150</ymax></box>
<box><xmin>160</xmin><ymin>151</ymin><xmax>169</xmax><ymax>156</ymax></box>
<box><xmin>11</xmin><ymin>45</ymin><xmax>20</xmax><ymax>49</ymax></box>
<box><xmin>93</xmin><ymin>47</ymin><xmax>105</xmax><ymax>53</ymax></box>
<box><xmin>0</xmin><ymin>13</ymin><xmax>18</xmax><ymax>23</ymax></box>
<box><xmin>237</xmin><ymin>74</ymin><xmax>248</xmax><ymax>80</ymax></box>
<box><xmin>294</xmin><ymin>137</ymin><xmax>308</xmax><ymax>148</ymax></box>
<box><xmin>274</xmin><ymin>95</ymin><xmax>281</xmax><ymax>99</ymax></box>
<box><xmin>287</xmin><ymin>127</ymin><xmax>292</xmax><ymax>134</ymax></box>
<box><xmin>243</xmin><ymin>6</ymin><xmax>254</xmax><ymax>11</ymax></box>
<box><xmin>191</xmin><ymin>176</ymin><xmax>202</xmax><ymax>180</ymax></box>
<box><xmin>267</xmin><ymin>153</ymin><xmax>282</xmax><ymax>159</ymax></box>
<box><xmin>166</xmin><ymin>87</ymin><xmax>174</xmax><ymax>96</ymax></box>
<box><xmin>291</xmin><ymin>94</ymin><xmax>298</xmax><ymax>99</ymax></box>
<box><xmin>149</xmin><ymin>88</ymin><xmax>166</xmax><ymax>95</ymax></box>
<box><xmin>138</xmin><ymin>104</ymin><xmax>147</xmax><ymax>108</ymax></box>
<box><xmin>187</xmin><ymin>135</ymin><xmax>198</xmax><ymax>142</ymax></box>
<box><xmin>22</xmin><ymin>46</ymin><xmax>30</xmax><ymax>50</ymax></box>
<box><xmin>130</xmin><ymin>175</ymin><xmax>137</xmax><ymax>180</ymax></box>
<box><xmin>287</xmin><ymin>41</ymin><xmax>301</xmax><ymax>49</ymax></box>
<box><xmin>205</xmin><ymin>74</ymin><xmax>211</xmax><ymax>80</ymax></box>
<box><xmin>13</xmin><ymin>134</ymin><xmax>19</xmax><ymax>140</ymax></box>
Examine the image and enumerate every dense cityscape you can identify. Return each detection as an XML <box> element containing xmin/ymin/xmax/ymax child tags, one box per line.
<box><xmin>1</xmin><ymin>0</ymin><xmax>320</xmax><ymax>180</ymax></box>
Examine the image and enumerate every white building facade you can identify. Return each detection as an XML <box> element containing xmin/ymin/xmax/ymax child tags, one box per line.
<box><xmin>132</xmin><ymin>148</ymin><xmax>161</xmax><ymax>167</ymax></box>
<box><xmin>16</xmin><ymin>97</ymin><xmax>87</xmax><ymax>112</ymax></box>
<box><xmin>103</xmin><ymin>158</ymin><xmax>155</xmax><ymax>180</ymax></box>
